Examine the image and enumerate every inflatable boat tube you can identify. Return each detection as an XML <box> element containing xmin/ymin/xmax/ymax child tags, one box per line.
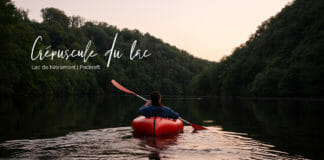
<box><xmin>132</xmin><ymin>116</ymin><xmax>183</xmax><ymax>136</ymax></box>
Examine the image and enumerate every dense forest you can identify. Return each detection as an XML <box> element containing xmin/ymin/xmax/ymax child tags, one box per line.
<box><xmin>1</xmin><ymin>0</ymin><xmax>323</xmax><ymax>97</ymax></box>
<box><xmin>0</xmin><ymin>0</ymin><xmax>210</xmax><ymax>96</ymax></box>
<box><xmin>189</xmin><ymin>0</ymin><xmax>324</xmax><ymax>97</ymax></box>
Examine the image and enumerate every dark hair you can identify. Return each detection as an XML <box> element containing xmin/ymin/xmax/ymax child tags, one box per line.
<box><xmin>151</xmin><ymin>91</ymin><xmax>162</xmax><ymax>107</ymax></box>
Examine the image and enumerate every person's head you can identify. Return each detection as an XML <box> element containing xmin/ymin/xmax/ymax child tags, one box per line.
<box><xmin>151</xmin><ymin>91</ymin><xmax>162</xmax><ymax>107</ymax></box>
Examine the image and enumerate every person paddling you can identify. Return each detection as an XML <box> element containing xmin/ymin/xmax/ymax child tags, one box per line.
<box><xmin>139</xmin><ymin>91</ymin><xmax>179</xmax><ymax>120</ymax></box>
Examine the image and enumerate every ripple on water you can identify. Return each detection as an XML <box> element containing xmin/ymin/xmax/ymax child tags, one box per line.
<box><xmin>0</xmin><ymin>126</ymin><xmax>308</xmax><ymax>160</ymax></box>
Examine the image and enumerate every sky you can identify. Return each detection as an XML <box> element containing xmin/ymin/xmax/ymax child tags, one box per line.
<box><xmin>13</xmin><ymin>0</ymin><xmax>293</xmax><ymax>62</ymax></box>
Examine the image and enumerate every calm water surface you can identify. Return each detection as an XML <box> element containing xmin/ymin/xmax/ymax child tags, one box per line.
<box><xmin>0</xmin><ymin>96</ymin><xmax>323</xmax><ymax>159</ymax></box>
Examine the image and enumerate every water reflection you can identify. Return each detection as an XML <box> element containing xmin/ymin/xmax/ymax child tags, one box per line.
<box><xmin>0</xmin><ymin>126</ymin><xmax>305</xmax><ymax>160</ymax></box>
<box><xmin>0</xmin><ymin>96</ymin><xmax>323</xmax><ymax>159</ymax></box>
<box><xmin>212</xmin><ymin>98</ymin><xmax>324</xmax><ymax>159</ymax></box>
<box><xmin>0</xmin><ymin>95</ymin><xmax>141</xmax><ymax>141</ymax></box>
<box><xmin>135</xmin><ymin>135</ymin><xmax>179</xmax><ymax>160</ymax></box>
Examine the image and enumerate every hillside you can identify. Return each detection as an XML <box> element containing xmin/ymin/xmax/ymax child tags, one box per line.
<box><xmin>0</xmin><ymin>0</ymin><xmax>211</xmax><ymax>96</ymax></box>
<box><xmin>189</xmin><ymin>0</ymin><xmax>324</xmax><ymax>97</ymax></box>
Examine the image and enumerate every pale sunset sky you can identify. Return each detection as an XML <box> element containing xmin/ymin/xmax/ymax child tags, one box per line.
<box><xmin>13</xmin><ymin>0</ymin><xmax>293</xmax><ymax>61</ymax></box>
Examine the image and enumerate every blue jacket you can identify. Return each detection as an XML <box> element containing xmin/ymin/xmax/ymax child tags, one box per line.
<box><xmin>139</xmin><ymin>105</ymin><xmax>179</xmax><ymax>119</ymax></box>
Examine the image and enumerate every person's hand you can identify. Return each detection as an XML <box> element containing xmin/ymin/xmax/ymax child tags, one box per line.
<box><xmin>144</xmin><ymin>100</ymin><xmax>152</xmax><ymax>106</ymax></box>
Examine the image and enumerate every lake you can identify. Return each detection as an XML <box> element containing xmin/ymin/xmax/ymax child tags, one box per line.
<box><xmin>0</xmin><ymin>96</ymin><xmax>323</xmax><ymax>159</ymax></box>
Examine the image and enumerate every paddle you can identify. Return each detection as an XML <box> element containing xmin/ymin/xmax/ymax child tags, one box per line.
<box><xmin>111</xmin><ymin>79</ymin><xmax>207</xmax><ymax>130</ymax></box>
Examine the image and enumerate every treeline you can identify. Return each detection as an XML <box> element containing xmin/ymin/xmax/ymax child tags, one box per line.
<box><xmin>189</xmin><ymin>0</ymin><xmax>324</xmax><ymax>97</ymax></box>
<box><xmin>0</xmin><ymin>0</ymin><xmax>210</xmax><ymax>96</ymax></box>
<box><xmin>2</xmin><ymin>0</ymin><xmax>322</xmax><ymax>97</ymax></box>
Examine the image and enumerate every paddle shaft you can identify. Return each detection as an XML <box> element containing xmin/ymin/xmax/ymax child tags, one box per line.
<box><xmin>136</xmin><ymin>94</ymin><xmax>148</xmax><ymax>102</ymax></box>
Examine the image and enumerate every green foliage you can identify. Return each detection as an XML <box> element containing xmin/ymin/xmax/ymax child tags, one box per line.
<box><xmin>0</xmin><ymin>2</ymin><xmax>210</xmax><ymax>96</ymax></box>
<box><xmin>190</xmin><ymin>0</ymin><xmax>324</xmax><ymax>97</ymax></box>
<box><xmin>41</xmin><ymin>8</ymin><xmax>70</xmax><ymax>27</ymax></box>
<box><xmin>250</xmin><ymin>67</ymin><xmax>283</xmax><ymax>96</ymax></box>
<box><xmin>0</xmin><ymin>0</ymin><xmax>34</xmax><ymax>95</ymax></box>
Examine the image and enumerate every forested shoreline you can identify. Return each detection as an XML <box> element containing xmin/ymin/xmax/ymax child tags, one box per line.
<box><xmin>189</xmin><ymin>0</ymin><xmax>324</xmax><ymax>97</ymax></box>
<box><xmin>1</xmin><ymin>0</ymin><xmax>323</xmax><ymax>97</ymax></box>
<box><xmin>0</xmin><ymin>0</ymin><xmax>210</xmax><ymax>96</ymax></box>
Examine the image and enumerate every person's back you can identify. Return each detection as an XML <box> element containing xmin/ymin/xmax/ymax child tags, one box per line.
<box><xmin>138</xmin><ymin>91</ymin><xmax>179</xmax><ymax>120</ymax></box>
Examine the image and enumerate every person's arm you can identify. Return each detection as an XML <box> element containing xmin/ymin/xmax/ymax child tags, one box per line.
<box><xmin>163</xmin><ymin>106</ymin><xmax>179</xmax><ymax>119</ymax></box>
<box><xmin>144</xmin><ymin>100</ymin><xmax>152</xmax><ymax>106</ymax></box>
<box><xmin>139</xmin><ymin>100</ymin><xmax>152</xmax><ymax>117</ymax></box>
<box><xmin>170</xmin><ymin>110</ymin><xmax>179</xmax><ymax>119</ymax></box>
